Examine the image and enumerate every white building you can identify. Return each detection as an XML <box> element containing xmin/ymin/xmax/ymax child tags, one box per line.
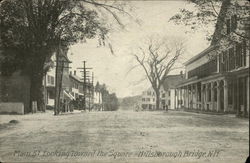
<box><xmin>93</xmin><ymin>91</ymin><xmax>103</xmax><ymax>111</ymax></box>
<box><xmin>140</xmin><ymin>74</ymin><xmax>185</xmax><ymax>110</ymax></box>
<box><xmin>162</xmin><ymin>74</ymin><xmax>185</xmax><ymax>110</ymax></box>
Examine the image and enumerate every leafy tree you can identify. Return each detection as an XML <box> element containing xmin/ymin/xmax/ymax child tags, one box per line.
<box><xmin>169</xmin><ymin>0</ymin><xmax>250</xmax><ymax>42</ymax></box>
<box><xmin>131</xmin><ymin>36</ymin><xmax>185</xmax><ymax>110</ymax></box>
<box><xmin>0</xmin><ymin>0</ymin><xmax>131</xmax><ymax>112</ymax></box>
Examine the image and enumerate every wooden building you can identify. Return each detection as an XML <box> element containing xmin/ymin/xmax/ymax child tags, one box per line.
<box><xmin>175</xmin><ymin>0</ymin><xmax>249</xmax><ymax>117</ymax></box>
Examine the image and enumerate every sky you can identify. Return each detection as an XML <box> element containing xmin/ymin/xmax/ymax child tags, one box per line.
<box><xmin>68</xmin><ymin>1</ymin><xmax>211</xmax><ymax>98</ymax></box>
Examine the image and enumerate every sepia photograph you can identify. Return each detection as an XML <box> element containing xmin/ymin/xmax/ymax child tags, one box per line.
<box><xmin>0</xmin><ymin>0</ymin><xmax>249</xmax><ymax>162</ymax></box>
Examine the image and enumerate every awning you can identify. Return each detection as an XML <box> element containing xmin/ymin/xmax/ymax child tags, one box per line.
<box><xmin>63</xmin><ymin>90</ymin><xmax>75</xmax><ymax>100</ymax></box>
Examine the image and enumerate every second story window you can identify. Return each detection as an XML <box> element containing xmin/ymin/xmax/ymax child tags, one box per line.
<box><xmin>162</xmin><ymin>93</ymin><xmax>165</xmax><ymax>98</ymax></box>
<box><xmin>47</xmin><ymin>75</ymin><xmax>55</xmax><ymax>85</ymax></box>
<box><xmin>242</xmin><ymin>40</ymin><xmax>247</xmax><ymax>67</ymax></box>
<box><xmin>51</xmin><ymin>76</ymin><xmax>54</xmax><ymax>85</ymax></box>
<box><xmin>226</xmin><ymin>19</ymin><xmax>231</xmax><ymax>34</ymax></box>
<box><xmin>231</xmin><ymin>15</ymin><xmax>237</xmax><ymax>32</ymax></box>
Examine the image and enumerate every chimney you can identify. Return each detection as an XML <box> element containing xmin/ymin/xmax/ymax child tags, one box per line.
<box><xmin>74</xmin><ymin>70</ymin><xmax>76</xmax><ymax>75</ymax></box>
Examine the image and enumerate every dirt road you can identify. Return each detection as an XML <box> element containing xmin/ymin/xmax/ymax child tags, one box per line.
<box><xmin>0</xmin><ymin>110</ymin><xmax>248</xmax><ymax>163</ymax></box>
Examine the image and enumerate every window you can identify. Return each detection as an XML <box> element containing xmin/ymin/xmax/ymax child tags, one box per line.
<box><xmin>74</xmin><ymin>83</ymin><xmax>78</xmax><ymax>89</ymax></box>
<box><xmin>226</xmin><ymin>19</ymin><xmax>231</xmax><ymax>34</ymax></box>
<box><xmin>220</xmin><ymin>40</ymin><xmax>247</xmax><ymax>72</ymax></box>
<box><xmin>147</xmin><ymin>98</ymin><xmax>150</xmax><ymax>102</ymax></box>
<box><xmin>228</xmin><ymin>47</ymin><xmax>235</xmax><ymax>71</ymax></box>
<box><xmin>51</xmin><ymin>76</ymin><xmax>54</xmax><ymax>85</ymax></box>
<box><xmin>142</xmin><ymin>98</ymin><xmax>145</xmax><ymax>102</ymax></box>
<box><xmin>236</xmin><ymin>43</ymin><xmax>242</xmax><ymax>68</ymax></box>
<box><xmin>147</xmin><ymin>91</ymin><xmax>151</xmax><ymax>96</ymax></box>
<box><xmin>242</xmin><ymin>40</ymin><xmax>247</xmax><ymax>66</ymax></box>
<box><xmin>168</xmin><ymin>91</ymin><xmax>171</xmax><ymax>96</ymax></box>
<box><xmin>162</xmin><ymin>93</ymin><xmax>165</xmax><ymax>98</ymax></box>
<box><xmin>168</xmin><ymin>100</ymin><xmax>170</xmax><ymax>105</ymax></box>
<box><xmin>231</xmin><ymin>15</ymin><xmax>237</xmax><ymax>31</ymax></box>
<box><xmin>47</xmin><ymin>75</ymin><xmax>55</xmax><ymax>85</ymax></box>
<box><xmin>47</xmin><ymin>76</ymin><xmax>51</xmax><ymax>84</ymax></box>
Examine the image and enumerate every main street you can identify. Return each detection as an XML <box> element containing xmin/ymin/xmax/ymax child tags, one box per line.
<box><xmin>0</xmin><ymin>110</ymin><xmax>248</xmax><ymax>163</ymax></box>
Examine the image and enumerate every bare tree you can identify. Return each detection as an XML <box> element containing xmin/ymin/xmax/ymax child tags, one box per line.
<box><xmin>131</xmin><ymin>37</ymin><xmax>185</xmax><ymax>110</ymax></box>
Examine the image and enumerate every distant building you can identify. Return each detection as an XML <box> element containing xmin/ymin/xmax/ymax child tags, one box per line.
<box><xmin>140</xmin><ymin>73</ymin><xmax>185</xmax><ymax>110</ymax></box>
<box><xmin>162</xmin><ymin>74</ymin><xmax>185</xmax><ymax>110</ymax></box>
<box><xmin>69</xmin><ymin>71</ymin><xmax>84</xmax><ymax>99</ymax></box>
<box><xmin>141</xmin><ymin>87</ymin><xmax>157</xmax><ymax>110</ymax></box>
<box><xmin>141</xmin><ymin>85</ymin><xmax>167</xmax><ymax>110</ymax></box>
<box><xmin>93</xmin><ymin>90</ymin><xmax>103</xmax><ymax>111</ymax></box>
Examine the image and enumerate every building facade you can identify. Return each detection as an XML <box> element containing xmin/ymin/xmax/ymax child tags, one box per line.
<box><xmin>43</xmin><ymin>49</ymin><xmax>74</xmax><ymax>112</ymax></box>
<box><xmin>140</xmin><ymin>86</ymin><xmax>169</xmax><ymax>110</ymax></box>
<box><xmin>163</xmin><ymin>74</ymin><xmax>185</xmax><ymax>110</ymax></box>
<box><xmin>175</xmin><ymin>0</ymin><xmax>249</xmax><ymax>117</ymax></box>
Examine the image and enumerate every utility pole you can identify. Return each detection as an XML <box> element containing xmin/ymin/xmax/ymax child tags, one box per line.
<box><xmin>77</xmin><ymin>61</ymin><xmax>92</xmax><ymax>111</ymax></box>
<box><xmin>54</xmin><ymin>47</ymin><xmax>71</xmax><ymax>115</ymax></box>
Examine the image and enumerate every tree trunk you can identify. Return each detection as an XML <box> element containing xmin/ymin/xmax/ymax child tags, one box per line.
<box><xmin>29</xmin><ymin>68</ymin><xmax>45</xmax><ymax>112</ymax></box>
<box><xmin>155</xmin><ymin>90</ymin><xmax>160</xmax><ymax>110</ymax></box>
<box><xmin>28</xmin><ymin>52</ymin><xmax>47</xmax><ymax>113</ymax></box>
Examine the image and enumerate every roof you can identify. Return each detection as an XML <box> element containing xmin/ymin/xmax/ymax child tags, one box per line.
<box><xmin>184</xmin><ymin>45</ymin><xmax>216</xmax><ymax>66</ymax></box>
<box><xmin>69</xmin><ymin>74</ymin><xmax>83</xmax><ymax>83</ymax></box>
<box><xmin>61</xmin><ymin>53</ymin><xmax>71</xmax><ymax>63</ymax></box>
<box><xmin>162</xmin><ymin>74</ymin><xmax>186</xmax><ymax>90</ymax></box>
<box><xmin>184</xmin><ymin>0</ymin><xmax>230</xmax><ymax>66</ymax></box>
<box><xmin>211</xmin><ymin>0</ymin><xmax>231</xmax><ymax>45</ymax></box>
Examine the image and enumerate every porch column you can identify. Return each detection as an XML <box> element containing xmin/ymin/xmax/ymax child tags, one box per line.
<box><xmin>247</xmin><ymin>77</ymin><xmax>249</xmax><ymax>116</ymax></box>
<box><xmin>190</xmin><ymin>85</ymin><xmax>193</xmax><ymax>109</ymax></box>
<box><xmin>195</xmin><ymin>83</ymin><xmax>198</xmax><ymax>109</ymax></box>
<box><xmin>176</xmin><ymin>89</ymin><xmax>179</xmax><ymax>109</ymax></box>
<box><xmin>224</xmin><ymin>80</ymin><xmax>228</xmax><ymax>112</ymax></box>
<box><xmin>184</xmin><ymin>86</ymin><xmax>187</xmax><ymax>108</ymax></box>
<box><xmin>178</xmin><ymin>88</ymin><xmax>180</xmax><ymax>109</ymax></box>
<box><xmin>201</xmin><ymin>84</ymin><xmax>204</xmax><ymax>110</ymax></box>
<box><xmin>211</xmin><ymin>82</ymin><xmax>215</xmax><ymax>111</ymax></box>
<box><xmin>217</xmin><ymin>81</ymin><xmax>221</xmax><ymax>112</ymax></box>
<box><xmin>205</xmin><ymin>84</ymin><xmax>209</xmax><ymax>110</ymax></box>
<box><xmin>187</xmin><ymin>86</ymin><xmax>189</xmax><ymax>109</ymax></box>
<box><xmin>180</xmin><ymin>88</ymin><xmax>183</xmax><ymax>108</ymax></box>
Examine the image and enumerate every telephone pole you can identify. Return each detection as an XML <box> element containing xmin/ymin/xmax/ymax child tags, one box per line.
<box><xmin>54</xmin><ymin>46</ymin><xmax>71</xmax><ymax>115</ymax></box>
<box><xmin>77</xmin><ymin>61</ymin><xmax>92</xmax><ymax>111</ymax></box>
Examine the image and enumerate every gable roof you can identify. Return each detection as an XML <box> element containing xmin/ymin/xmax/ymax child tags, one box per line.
<box><xmin>163</xmin><ymin>74</ymin><xmax>185</xmax><ymax>90</ymax></box>
<box><xmin>184</xmin><ymin>0</ymin><xmax>230</xmax><ymax>66</ymax></box>
<box><xmin>210</xmin><ymin>0</ymin><xmax>231</xmax><ymax>45</ymax></box>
